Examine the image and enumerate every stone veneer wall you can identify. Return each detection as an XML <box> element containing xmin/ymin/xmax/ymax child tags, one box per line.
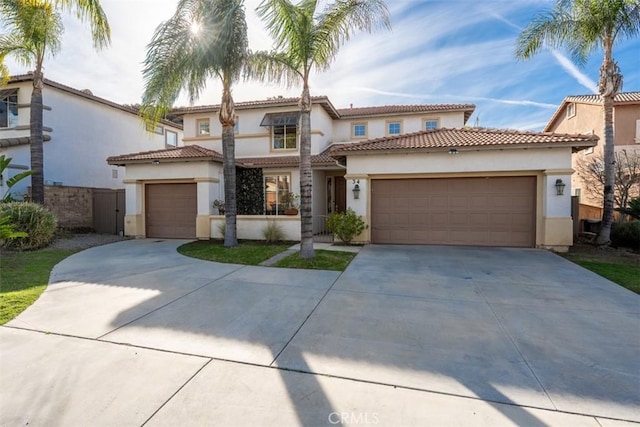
<box><xmin>43</xmin><ymin>185</ymin><xmax>93</xmax><ymax>229</ymax></box>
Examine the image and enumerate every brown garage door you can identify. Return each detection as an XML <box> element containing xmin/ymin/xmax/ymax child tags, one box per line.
<box><xmin>371</xmin><ymin>177</ymin><xmax>536</xmax><ymax>247</ymax></box>
<box><xmin>145</xmin><ymin>183</ymin><xmax>197</xmax><ymax>238</ymax></box>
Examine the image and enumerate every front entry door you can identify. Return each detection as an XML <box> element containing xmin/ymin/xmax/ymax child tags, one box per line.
<box><xmin>327</xmin><ymin>176</ymin><xmax>347</xmax><ymax>214</ymax></box>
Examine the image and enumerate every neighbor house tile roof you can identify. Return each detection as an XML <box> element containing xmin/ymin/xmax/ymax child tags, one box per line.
<box><xmin>0</xmin><ymin>134</ymin><xmax>51</xmax><ymax>148</ymax></box>
<box><xmin>544</xmin><ymin>91</ymin><xmax>640</xmax><ymax>131</ymax></box>
<box><xmin>107</xmin><ymin>145</ymin><xmax>222</xmax><ymax>165</ymax></box>
<box><xmin>8</xmin><ymin>74</ymin><xmax>183</xmax><ymax>130</ymax></box>
<box><xmin>337</xmin><ymin>104</ymin><xmax>476</xmax><ymax>123</ymax></box>
<box><xmin>564</xmin><ymin>92</ymin><xmax>640</xmax><ymax>105</ymax></box>
<box><xmin>330</xmin><ymin>128</ymin><xmax>598</xmax><ymax>155</ymax></box>
<box><xmin>173</xmin><ymin>96</ymin><xmax>341</xmax><ymax>119</ymax></box>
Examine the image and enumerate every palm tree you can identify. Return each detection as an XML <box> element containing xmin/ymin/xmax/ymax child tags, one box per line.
<box><xmin>141</xmin><ymin>0</ymin><xmax>248</xmax><ymax>248</ymax></box>
<box><xmin>248</xmin><ymin>0</ymin><xmax>391</xmax><ymax>258</ymax></box>
<box><xmin>0</xmin><ymin>0</ymin><xmax>110</xmax><ymax>204</ymax></box>
<box><xmin>516</xmin><ymin>0</ymin><xmax>640</xmax><ymax>245</ymax></box>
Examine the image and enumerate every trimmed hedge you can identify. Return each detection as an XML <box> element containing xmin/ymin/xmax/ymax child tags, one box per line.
<box><xmin>0</xmin><ymin>202</ymin><xmax>57</xmax><ymax>251</ymax></box>
<box><xmin>611</xmin><ymin>221</ymin><xmax>640</xmax><ymax>251</ymax></box>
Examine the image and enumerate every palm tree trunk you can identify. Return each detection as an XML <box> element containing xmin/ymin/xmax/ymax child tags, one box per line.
<box><xmin>30</xmin><ymin>68</ymin><xmax>45</xmax><ymax>204</ymax></box>
<box><xmin>298</xmin><ymin>83</ymin><xmax>314</xmax><ymax>259</ymax></box>
<box><xmin>220</xmin><ymin>83</ymin><xmax>237</xmax><ymax>247</ymax></box>
<box><xmin>595</xmin><ymin>39</ymin><xmax>622</xmax><ymax>245</ymax></box>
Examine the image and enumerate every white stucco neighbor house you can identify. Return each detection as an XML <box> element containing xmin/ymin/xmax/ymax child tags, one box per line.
<box><xmin>0</xmin><ymin>74</ymin><xmax>183</xmax><ymax>231</ymax></box>
<box><xmin>107</xmin><ymin>96</ymin><xmax>597</xmax><ymax>251</ymax></box>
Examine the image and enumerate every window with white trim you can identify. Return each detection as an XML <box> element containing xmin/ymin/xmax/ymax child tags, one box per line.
<box><xmin>234</xmin><ymin>116</ymin><xmax>239</xmax><ymax>134</ymax></box>
<box><xmin>264</xmin><ymin>174</ymin><xmax>291</xmax><ymax>215</ymax></box>
<box><xmin>423</xmin><ymin>118</ymin><xmax>438</xmax><ymax>130</ymax></box>
<box><xmin>567</xmin><ymin>102</ymin><xmax>576</xmax><ymax>118</ymax></box>
<box><xmin>352</xmin><ymin>122</ymin><xmax>367</xmax><ymax>138</ymax></box>
<box><xmin>197</xmin><ymin>118</ymin><xmax>210</xmax><ymax>136</ymax></box>
<box><xmin>0</xmin><ymin>91</ymin><xmax>18</xmax><ymax>128</ymax></box>
<box><xmin>387</xmin><ymin>121</ymin><xmax>401</xmax><ymax>135</ymax></box>
<box><xmin>166</xmin><ymin>130</ymin><xmax>178</xmax><ymax>147</ymax></box>
<box><xmin>273</xmin><ymin>124</ymin><xmax>297</xmax><ymax>149</ymax></box>
<box><xmin>635</xmin><ymin>119</ymin><xmax>639</xmax><ymax>143</ymax></box>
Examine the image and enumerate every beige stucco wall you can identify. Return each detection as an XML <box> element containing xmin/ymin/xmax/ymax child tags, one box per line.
<box><xmin>210</xmin><ymin>215</ymin><xmax>301</xmax><ymax>240</ymax></box>
<box><xmin>549</xmin><ymin>101</ymin><xmax>640</xmax><ymax>206</ymax></box>
<box><xmin>331</xmin><ymin>111</ymin><xmax>467</xmax><ymax>143</ymax></box>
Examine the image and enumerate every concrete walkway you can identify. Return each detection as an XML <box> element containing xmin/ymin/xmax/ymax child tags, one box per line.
<box><xmin>1</xmin><ymin>240</ymin><xmax>638</xmax><ymax>426</ymax></box>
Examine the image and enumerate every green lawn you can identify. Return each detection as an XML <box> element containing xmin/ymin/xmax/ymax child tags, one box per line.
<box><xmin>0</xmin><ymin>249</ymin><xmax>76</xmax><ymax>324</ymax></box>
<box><xmin>274</xmin><ymin>249</ymin><xmax>356</xmax><ymax>271</ymax></box>
<box><xmin>563</xmin><ymin>257</ymin><xmax>640</xmax><ymax>294</ymax></box>
<box><xmin>177</xmin><ymin>240</ymin><xmax>292</xmax><ymax>265</ymax></box>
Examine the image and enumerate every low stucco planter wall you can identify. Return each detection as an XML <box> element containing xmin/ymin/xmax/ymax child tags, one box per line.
<box><xmin>209</xmin><ymin>215</ymin><xmax>301</xmax><ymax>241</ymax></box>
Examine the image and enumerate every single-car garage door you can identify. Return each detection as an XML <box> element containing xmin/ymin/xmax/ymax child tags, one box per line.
<box><xmin>371</xmin><ymin>177</ymin><xmax>536</xmax><ymax>247</ymax></box>
<box><xmin>145</xmin><ymin>183</ymin><xmax>197</xmax><ymax>238</ymax></box>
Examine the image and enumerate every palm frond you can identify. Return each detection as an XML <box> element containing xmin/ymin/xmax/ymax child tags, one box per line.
<box><xmin>141</xmin><ymin>0</ymin><xmax>249</xmax><ymax>124</ymax></box>
<box><xmin>53</xmin><ymin>0</ymin><xmax>111</xmax><ymax>49</ymax></box>
<box><xmin>245</xmin><ymin>50</ymin><xmax>302</xmax><ymax>87</ymax></box>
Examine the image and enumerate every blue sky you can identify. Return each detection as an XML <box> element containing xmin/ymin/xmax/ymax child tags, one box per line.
<box><xmin>3</xmin><ymin>0</ymin><xmax>639</xmax><ymax>130</ymax></box>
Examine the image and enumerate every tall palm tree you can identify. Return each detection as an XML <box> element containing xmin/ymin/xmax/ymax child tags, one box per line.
<box><xmin>516</xmin><ymin>0</ymin><xmax>640</xmax><ymax>245</ymax></box>
<box><xmin>141</xmin><ymin>0</ymin><xmax>248</xmax><ymax>248</ymax></box>
<box><xmin>248</xmin><ymin>0</ymin><xmax>391</xmax><ymax>258</ymax></box>
<box><xmin>0</xmin><ymin>0</ymin><xmax>110</xmax><ymax>204</ymax></box>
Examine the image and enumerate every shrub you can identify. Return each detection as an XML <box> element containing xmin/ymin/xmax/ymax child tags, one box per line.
<box><xmin>217</xmin><ymin>222</ymin><xmax>226</xmax><ymax>240</ymax></box>
<box><xmin>0</xmin><ymin>202</ymin><xmax>57</xmax><ymax>251</ymax></box>
<box><xmin>326</xmin><ymin>208</ymin><xmax>368</xmax><ymax>245</ymax></box>
<box><xmin>611</xmin><ymin>221</ymin><xmax>640</xmax><ymax>251</ymax></box>
<box><xmin>262</xmin><ymin>221</ymin><xmax>285</xmax><ymax>243</ymax></box>
<box><xmin>616</xmin><ymin>197</ymin><xmax>640</xmax><ymax>220</ymax></box>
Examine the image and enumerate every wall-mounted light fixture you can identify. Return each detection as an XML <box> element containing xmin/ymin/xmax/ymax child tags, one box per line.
<box><xmin>352</xmin><ymin>179</ymin><xmax>360</xmax><ymax>199</ymax></box>
<box><xmin>448</xmin><ymin>148</ymin><xmax>458</xmax><ymax>155</ymax></box>
<box><xmin>151</xmin><ymin>159</ymin><xmax>160</xmax><ymax>165</ymax></box>
<box><xmin>555</xmin><ymin>178</ymin><xmax>566</xmax><ymax>196</ymax></box>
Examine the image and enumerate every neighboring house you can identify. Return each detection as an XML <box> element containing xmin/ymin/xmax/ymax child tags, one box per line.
<box><xmin>108</xmin><ymin>96</ymin><xmax>596</xmax><ymax>252</ymax></box>
<box><xmin>544</xmin><ymin>92</ymin><xmax>640</xmax><ymax>210</ymax></box>
<box><xmin>0</xmin><ymin>74</ymin><xmax>183</xmax><ymax>231</ymax></box>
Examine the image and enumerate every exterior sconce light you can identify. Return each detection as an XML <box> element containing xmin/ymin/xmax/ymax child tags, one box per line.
<box><xmin>448</xmin><ymin>148</ymin><xmax>458</xmax><ymax>155</ymax></box>
<box><xmin>555</xmin><ymin>178</ymin><xmax>566</xmax><ymax>196</ymax></box>
<box><xmin>151</xmin><ymin>159</ymin><xmax>160</xmax><ymax>165</ymax></box>
<box><xmin>352</xmin><ymin>179</ymin><xmax>360</xmax><ymax>199</ymax></box>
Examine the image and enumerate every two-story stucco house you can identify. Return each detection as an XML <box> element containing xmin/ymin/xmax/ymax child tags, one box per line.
<box><xmin>0</xmin><ymin>74</ymin><xmax>183</xmax><ymax>231</ymax></box>
<box><xmin>544</xmin><ymin>92</ymin><xmax>640</xmax><ymax>212</ymax></box>
<box><xmin>109</xmin><ymin>94</ymin><xmax>597</xmax><ymax>252</ymax></box>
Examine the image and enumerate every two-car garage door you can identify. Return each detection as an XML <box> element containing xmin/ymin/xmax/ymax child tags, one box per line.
<box><xmin>371</xmin><ymin>177</ymin><xmax>536</xmax><ymax>247</ymax></box>
<box><xmin>145</xmin><ymin>183</ymin><xmax>197</xmax><ymax>239</ymax></box>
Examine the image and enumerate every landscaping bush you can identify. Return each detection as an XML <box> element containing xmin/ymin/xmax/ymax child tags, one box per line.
<box><xmin>0</xmin><ymin>202</ymin><xmax>57</xmax><ymax>251</ymax></box>
<box><xmin>262</xmin><ymin>221</ymin><xmax>285</xmax><ymax>243</ymax></box>
<box><xmin>611</xmin><ymin>221</ymin><xmax>640</xmax><ymax>251</ymax></box>
<box><xmin>326</xmin><ymin>208</ymin><xmax>368</xmax><ymax>245</ymax></box>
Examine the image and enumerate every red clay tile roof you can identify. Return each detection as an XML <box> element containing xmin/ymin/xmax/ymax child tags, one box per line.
<box><xmin>238</xmin><ymin>152</ymin><xmax>336</xmax><ymax>168</ymax></box>
<box><xmin>0</xmin><ymin>134</ymin><xmax>51</xmax><ymax>148</ymax></box>
<box><xmin>173</xmin><ymin>96</ymin><xmax>341</xmax><ymax>119</ymax></box>
<box><xmin>564</xmin><ymin>92</ymin><xmax>640</xmax><ymax>105</ymax></box>
<box><xmin>337</xmin><ymin>104</ymin><xmax>476</xmax><ymax>123</ymax></box>
<box><xmin>8</xmin><ymin>74</ymin><xmax>182</xmax><ymax>130</ymax></box>
<box><xmin>330</xmin><ymin>128</ymin><xmax>598</xmax><ymax>155</ymax></box>
<box><xmin>107</xmin><ymin>145</ymin><xmax>222</xmax><ymax>165</ymax></box>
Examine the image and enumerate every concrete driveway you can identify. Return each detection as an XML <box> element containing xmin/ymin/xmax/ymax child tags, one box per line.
<box><xmin>1</xmin><ymin>240</ymin><xmax>638</xmax><ymax>426</ymax></box>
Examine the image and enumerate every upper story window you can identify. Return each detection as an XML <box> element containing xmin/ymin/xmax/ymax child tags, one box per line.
<box><xmin>423</xmin><ymin>118</ymin><xmax>439</xmax><ymax>130</ymax></box>
<box><xmin>146</xmin><ymin>123</ymin><xmax>164</xmax><ymax>135</ymax></box>
<box><xmin>0</xmin><ymin>89</ymin><xmax>18</xmax><ymax>128</ymax></box>
<box><xmin>387</xmin><ymin>120</ymin><xmax>402</xmax><ymax>136</ymax></box>
<box><xmin>234</xmin><ymin>116</ymin><xmax>239</xmax><ymax>134</ymax></box>
<box><xmin>566</xmin><ymin>102</ymin><xmax>576</xmax><ymax>119</ymax></box>
<box><xmin>260</xmin><ymin>112</ymin><xmax>299</xmax><ymax>150</ymax></box>
<box><xmin>273</xmin><ymin>124</ymin><xmax>297</xmax><ymax>149</ymax></box>
<box><xmin>166</xmin><ymin>130</ymin><xmax>178</xmax><ymax>147</ymax></box>
<box><xmin>197</xmin><ymin>118</ymin><xmax>210</xmax><ymax>136</ymax></box>
<box><xmin>635</xmin><ymin>119</ymin><xmax>639</xmax><ymax>143</ymax></box>
<box><xmin>352</xmin><ymin>122</ymin><xmax>367</xmax><ymax>139</ymax></box>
